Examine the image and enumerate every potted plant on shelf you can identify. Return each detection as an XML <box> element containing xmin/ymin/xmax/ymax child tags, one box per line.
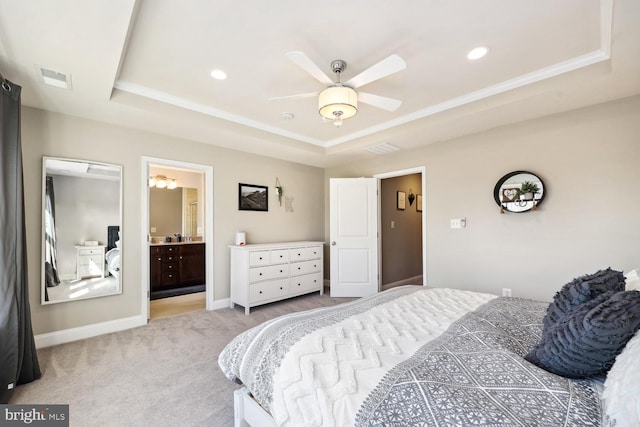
<box><xmin>519</xmin><ymin>181</ymin><xmax>540</xmax><ymax>201</ymax></box>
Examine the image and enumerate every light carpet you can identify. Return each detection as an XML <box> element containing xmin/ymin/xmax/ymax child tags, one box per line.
<box><xmin>11</xmin><ymin>292</ymin><xmax>355</xmax><ymax>427</ymax></box>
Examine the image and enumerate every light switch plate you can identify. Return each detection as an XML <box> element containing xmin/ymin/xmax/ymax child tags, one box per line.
<box><xmin>450</xmin><ymin>218</ymin><xmax>466</xmax><ymax>228</ymax></box>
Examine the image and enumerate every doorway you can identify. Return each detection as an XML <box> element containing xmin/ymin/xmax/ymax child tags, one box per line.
<box><xmin>329</xmin><ymin>167</ymin><xmax>426</xmax><ymax>297</ymax></box>
<box><xmin>141</xmin><ymin>157</ymin><xmax>214</xmax><ymax>321</ymax></box>
<box><xmin>375</xmin><ymin>167</ymin><xmax>427</xmax><ymax>289</ymax></box>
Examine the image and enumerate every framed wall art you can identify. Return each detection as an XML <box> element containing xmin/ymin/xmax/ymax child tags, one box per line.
<box><xmin>238</xmin><ymin>183</ymin><xmax>268</xmax><ymax>211</ymax></box>
<box><xmin>397</xmin><ymin>191</ymin><xmax>406</xmax><ymax>210</ymax></box>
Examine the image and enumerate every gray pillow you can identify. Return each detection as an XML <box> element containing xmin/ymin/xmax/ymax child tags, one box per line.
<box><xmin>526</xmin><ymin>290</ymin><xmax>640</xmax><ymax>378</ymax></box>
<box><xmin>543</xmin><ymin>268</ymin><xmax>626</xmax><ymax>330</ymax></box>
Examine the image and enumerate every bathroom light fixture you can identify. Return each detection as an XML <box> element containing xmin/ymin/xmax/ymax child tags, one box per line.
<box><xmin>148</xmin><ymin>175</ymin><xmax>177</xmax><ymax>189</ymax></box>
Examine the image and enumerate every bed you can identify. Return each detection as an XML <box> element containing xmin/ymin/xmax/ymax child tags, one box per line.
<box><xmin>219</xmin><ymin>270</ymin><xmax>640</xmax><ymax>427</ymax></box>
<box><xmin>105</xmin><ymin>225</ymin><xmax>120</xmax><ymax>279</ymax></box>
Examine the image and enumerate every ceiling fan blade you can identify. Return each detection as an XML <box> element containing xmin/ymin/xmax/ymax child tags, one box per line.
<box><xmin>268</xmin><ymin>92</ymin><xmax>318</xmax><ymax>101</ymax></box>
<box><xmin>345</xmin><ymin>54</ymin><xmax>406</xmax><ymax>89</ymax></box>
<box><xmin>358</xmin><ymin>92</ymin><xmax>402</xmax><ymax>112</ymax></box>
<box><xmin>285</xmin><ymin>51</ymin><xmax>334</xmax><ymax>86</ymax></box>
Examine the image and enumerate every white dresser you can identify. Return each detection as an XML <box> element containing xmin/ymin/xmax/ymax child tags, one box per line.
<box><xmin>75</xmin><ymin>245</ymin><xmax>106</xmax><ymax>280</ymax></box>
<box><xmin>229</xmin><ymin>241</ymin><xmax>324</xmax><ymax>314</ymax></box>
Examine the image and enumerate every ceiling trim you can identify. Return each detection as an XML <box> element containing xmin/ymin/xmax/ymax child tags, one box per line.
<box><xmin>324</xmin><ymin>49</ymin><xmax>611</xmax><ymax>148</ymax></box>
<box><xmin>113</xmin><ymin>80</ymin><xmax>326</xmax><ymax>147</ymax></box>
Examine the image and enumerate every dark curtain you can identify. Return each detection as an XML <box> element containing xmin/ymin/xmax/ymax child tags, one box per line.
<box><xmin>0</xmin><ymin>74</ymin><xmax>41</xmax><ymax>403</ymax></box>
<box><xmin>44</xmin><ymin>176</ymin><xmax>60</xmax><ymax>295</ymax></box>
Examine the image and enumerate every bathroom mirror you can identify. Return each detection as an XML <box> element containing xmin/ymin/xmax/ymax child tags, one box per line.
<box><xmin>42</xmin><ymin>157</ymin><xmax>122</xmax><ymax>304</ymax></box>
<box><xmin>494</xmin><ymin>170</ymin><xmax>545</xmax><ymax>213</ymax></box>
<box><xmin>149</xmin><ymin>186</ymin><xmax>198</xmax><ymax>240</ymax></box>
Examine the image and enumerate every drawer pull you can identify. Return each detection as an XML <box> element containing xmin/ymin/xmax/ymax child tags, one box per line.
<box><xmin>280</xmin><ymin>287</ymin><xmax>283</xmax><ymax>290</ymax></box>
<box><xmin>297</xmin><ymin>283</ymin><xmax>301</xmax><ymax>286</ymax></box>
<box><xmin>279</xmin><ymin>269</ymin><xmax>283</xmax><ymax>273</ymax></box>
<box><xmin>259</xmin><ymin>273</ymin><xmax>263</xmax><ymax>276</ymax></box>
<box><xmin>298</xmin><ymin>267</ymin><xmax>301</xmax><ymax>270</ymax></box>
<box><xmin>279</xmin><ymin>255</ymin><xmax>283</xmax><ymax>258</ymax></box>
<box><xmin>259</xmin><ymin>291</ymin><xmax>263</xmax><ymax>294</ymax></box>
<box><xmin>169</xmin><ymin>265</ymin><xmax>172</xmax><ymax>269</ymax></box>
<box><xmin>180</xmin><ymin>256</ymin><xmax>183</xmax><ymax>260</ymax></box>
<box><xmin>259</xmin><ymin>257</ymin><xmax>263</xmax><ymax>260</ymax></box>
<box><xmin>168</xmin><ymin>274</ymin><xmax>173</xmax><ymax>278</ymax></box>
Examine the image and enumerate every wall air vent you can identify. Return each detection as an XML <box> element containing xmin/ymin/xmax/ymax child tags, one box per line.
<box><xmin>35</xmin><ymin>65</ymin><xmax>72</xmax><ymax>90</ymax></box>
<box><xmin>364</xmin><ymin>142</ymin><xmax>400</xmax><ymax>155</ymax></box>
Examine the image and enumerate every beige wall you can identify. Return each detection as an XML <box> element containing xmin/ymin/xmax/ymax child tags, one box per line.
<box><xmin>380</xmin><ymin>174</ymin><xmax>423</xmax><ymax>285</ymax></box>
<box><xmin>22</xmin><ymin>107</ymin><xmax>325</xmax><ymax>334</ymax></box>
<box><xmin>326</xmin><ymin>96</ymin><xmax>640</xmax><ymax>301</ymax></box>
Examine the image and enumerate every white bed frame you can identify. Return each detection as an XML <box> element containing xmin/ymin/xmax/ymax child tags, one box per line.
<box><xmin>234</xmin><ymin>387</ymin><xmax>277</xmax><ymax>427</ymax></box>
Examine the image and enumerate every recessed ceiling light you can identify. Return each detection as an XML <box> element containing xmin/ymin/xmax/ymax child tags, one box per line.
<box><xmin>210</xmin><ymin>69</ymin><xmax>227</xmax><ymax>80</ymax></box>
<box><xmin>467</xmin><ymin>46</ymin><xmax>489</xmax><ymax>61</ymax></box>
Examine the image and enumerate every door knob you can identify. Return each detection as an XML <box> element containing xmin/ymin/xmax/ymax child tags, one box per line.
<box><xmin>331</xmin><ymin>241</ymin><xmax>336</xmax><ymax>246</ymax></box>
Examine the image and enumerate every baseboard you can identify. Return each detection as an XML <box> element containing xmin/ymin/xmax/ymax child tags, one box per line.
<box><xmin>382</xmin><ymin>275</ymin><xmax>423</xmax><ymax>291</ymax></box>
<box><xmin>34</xmin><ymin>314</ymin><xmax>147</xmax><ymax>349</ymax></box>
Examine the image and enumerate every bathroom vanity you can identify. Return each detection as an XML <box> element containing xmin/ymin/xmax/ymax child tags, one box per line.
<box><xmin>149</xmin><ymin>242</ymin><xmax>205</xmax><ymax>294</ymax></box>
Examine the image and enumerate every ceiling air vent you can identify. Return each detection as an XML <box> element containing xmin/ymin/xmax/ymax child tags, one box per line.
<box><xmin>364</xmin><ymin>142</ymin><xmax>400</xmax><ymax>155</ymax></box>
<box><xmin>35</xmin><ymin>65</ymin><xmax>72</xmax><ymax>90</ymax></box>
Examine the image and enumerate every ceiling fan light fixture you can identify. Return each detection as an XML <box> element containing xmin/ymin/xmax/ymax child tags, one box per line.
<box><xmin>319</xmin><ymin>86</ymin><xmax>358</xmax><ymax>122</ymax></box>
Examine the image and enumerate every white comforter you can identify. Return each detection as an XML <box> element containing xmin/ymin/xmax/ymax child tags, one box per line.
<box><xmin>220</xmin><ymin>287</ymin><xmax>496</xmax><ymax>426</ymax></box>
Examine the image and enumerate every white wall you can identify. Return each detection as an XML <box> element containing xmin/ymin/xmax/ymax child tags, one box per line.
<box><xmin>325</xmin><ymin>95</ymin><xmax>640</xmax><ymax>301</ymax></box>
<box><xmin>22</xmin><ymin>107</ymin><xmax>325</xmax><ymax>334</ymax></box>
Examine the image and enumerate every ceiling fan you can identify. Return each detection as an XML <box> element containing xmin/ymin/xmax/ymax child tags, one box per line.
<box><xmin>271</xmin><ymin>51</ymin><xmax>406</xmax><ymax>127</ymax></box>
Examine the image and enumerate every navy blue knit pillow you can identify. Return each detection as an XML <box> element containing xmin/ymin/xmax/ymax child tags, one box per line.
<box><xmin>526</xmin><ymin>290</ymin><xmax>640</xmax><ymax>378</ymax></box>
<box><xmin>542</xmin><ymin>268</ymin><xmax>626</xmax><ymax>330</ymax></box>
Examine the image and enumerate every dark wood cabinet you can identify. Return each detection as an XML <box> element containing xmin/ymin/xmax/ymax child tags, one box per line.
<box><xmin>150</xmin><ymin>243</ymin><xmax>205</xmax><ymax>292</ymax></box>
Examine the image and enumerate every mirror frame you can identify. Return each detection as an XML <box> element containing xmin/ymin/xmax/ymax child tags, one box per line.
<box><xmin>41</xmin><ymin>156</ymin><xmax>123</xmax><ymax>304</ymax></box>
<box><xmin>493</xmin><ymin>170</ymin><xmax>545</xmax><ymax>213</ymax></box>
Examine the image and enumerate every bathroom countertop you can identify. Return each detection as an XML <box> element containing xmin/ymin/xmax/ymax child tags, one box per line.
<box><xmin>149</xmin><ymin>241</ymin><xmax>204</xmax><ymax>246</ymax></box>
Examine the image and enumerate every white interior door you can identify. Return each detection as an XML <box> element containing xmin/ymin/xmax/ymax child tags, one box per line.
<box><xmin>330</xmin><ymin>178</ymin><xmax>379</xmax><ymax>297</ymax></box>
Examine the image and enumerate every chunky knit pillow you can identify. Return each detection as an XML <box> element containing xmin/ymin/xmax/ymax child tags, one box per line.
<box><xmin>526</xmin><ymin>290</ymin><xmax>640</xmax><ymax>378</ymax></box>
<box><xmin>542</xmin><ymin>268</ymin><xmax>626</xmax><ymax>330</ymax></box>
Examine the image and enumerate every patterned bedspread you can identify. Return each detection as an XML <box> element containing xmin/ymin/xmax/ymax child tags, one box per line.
<box><xmin>218</xmin><ymin>286</ymin><xmax>603</xmax><ymax>426</ymax></box>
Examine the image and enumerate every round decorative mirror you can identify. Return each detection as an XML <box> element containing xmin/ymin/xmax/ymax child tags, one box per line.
<box><xmin>493</xmin><ymin>171</ymin><xmax>545</xmax><ymax>213</ymax></box>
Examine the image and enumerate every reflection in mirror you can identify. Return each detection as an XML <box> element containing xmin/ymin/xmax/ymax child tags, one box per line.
<box><xmin>42</xmin><ymin>157</ymin><xmax>122</xmax><ymax>304</ymax></box>
<box><xmin>493</xmin><ymin>170</ymin><xmax>545</xmax><ymax>213</ymax></box>
<box><xmin>149</xmin><ymin>186</ymin><xmax>198</xmax><ymax>240</ymax></box>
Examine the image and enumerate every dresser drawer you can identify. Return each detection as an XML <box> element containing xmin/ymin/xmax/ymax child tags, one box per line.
<box><xmin>77</xmin><ymin>254</ymin><xmax>102</xmax><ymax>266</ymax></box>
<box><xmin>290</xmin><ymin>246</ymin><xmax>322</xmax><ymax>261</ymax></box>
<box><xmin>270</xmin><ymin>249</ymin><xmax>290</xmax><ymax>264</ymax></box>
<box><xmin>291</xmin><ymin>259</ymin><xmax>321</xmax><ymax>276</ymax></box>
<box><xmin>78</xmin><ymin>247</ymin><xmax>104</xmax><ymax>256</ymax></box>
<box><xmin>290</xmin><ymin>273</ymin><xmax>322</xmax><ymax>294</ymax></box>
<box><xmin>249</xmin><ymin>264</ymin><xmax>289</xmax><ymax>283</ymax></box>
<box><xmin>250</xmin><ymin>280</ymin><xmax>290</xmax><ymax>303</ymax></box>
<box><xmin>249</xmin><ymin>251</ymin><xmax>270</xmax><ymax>267</ymax></box>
